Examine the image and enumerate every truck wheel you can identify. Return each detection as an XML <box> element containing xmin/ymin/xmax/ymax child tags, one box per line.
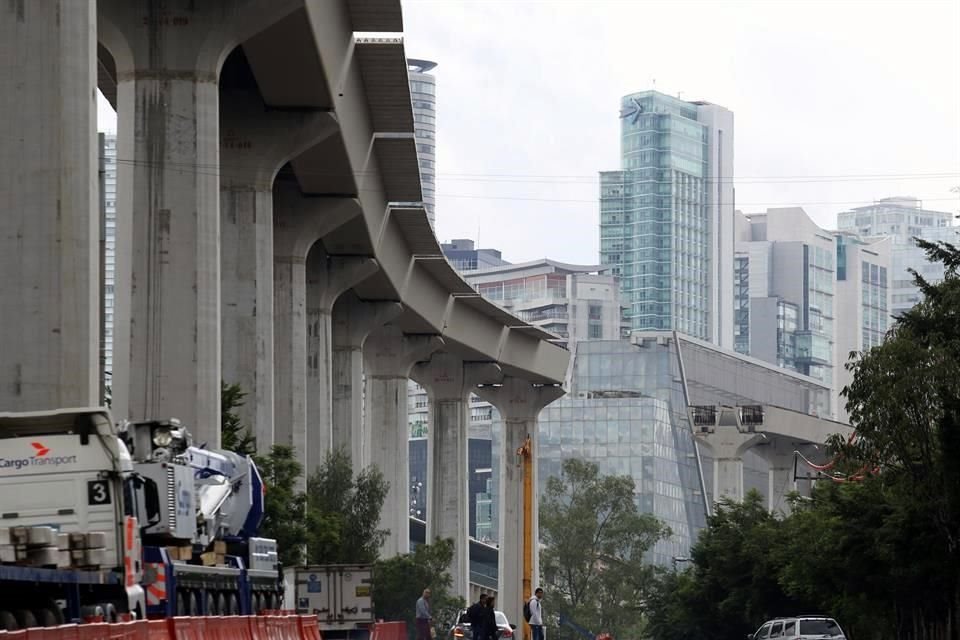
<box><xmin>102</xmin><ymin>603</ymin><xmax>119</xmax><ymax>623</ymax></box>
<box><xmin>227</xmin><ymin>594</ymin><xmax>240</xmax><ymax>615</ymax></box>
<box><xmin>0</xmin><ymin>611</ymin><xmax>18</xmax><ymax>631</ymax></box>
<box><xmin>14</xmin><ymin>609</ymin><xmax>37</xmax><ymax>629</ymax></box>
<box><xmin>33</xmin><ymin>608</ymin><xmax>58</xmax><ymax>627</ymax></box>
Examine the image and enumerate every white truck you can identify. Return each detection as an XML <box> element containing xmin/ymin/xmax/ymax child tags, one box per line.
<box><xmin>0</xmin><ymin>407</ymin><xmax>282</xmax><ymax>631</ymax></box>
<box><xmin>284</xmin><ymin>564</ymin><xmax>375</xmax><ymax>638</ymax></box>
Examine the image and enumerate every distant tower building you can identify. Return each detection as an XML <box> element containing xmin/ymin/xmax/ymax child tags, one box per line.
<box><xmin>99</xmin><ymin>133</ymin><xmax>118</xmax><ymax>392</ymax></box>
<box><xmin>837</xmin><ymin>197</ymin><xmax>958</xmax><ymax>316</ymax></box>
<box><xmin>408</xmin><ymin>59</ymin><xmax>437</xmax><ymax>228</ymax></box>
<box><xmin>600</xmin><ymin>90</ymin><xmax>735</xmax><ymax>348</ymax></box>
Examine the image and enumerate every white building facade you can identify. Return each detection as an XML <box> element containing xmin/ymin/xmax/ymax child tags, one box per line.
<box><xmin>837</xmin><ymin>196</ymin><xmax>957</xmax><ymax>317</ymax></box>
<box><xmin>733</xmin><ymin>207</ymin><xmax>891</xmax><ymax>419</ymax></box>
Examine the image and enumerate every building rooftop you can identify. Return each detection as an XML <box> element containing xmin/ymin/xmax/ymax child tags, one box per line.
<box><xmin>407</xmin><ymin>58</ymin><xmax>437</xmax><ymax>73</ymax></box>
<box><xmin>465</xmin><ymin>258</ymin><xmax>610</xmax><ymax>278</ymax></box>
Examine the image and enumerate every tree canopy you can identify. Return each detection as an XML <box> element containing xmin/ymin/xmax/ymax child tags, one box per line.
<box><xmin>306</xmin><ymin>448</ymin><xmax>390</xmax><ymax>564</ymax></box>
<box><xmin>539</xmin><ymin>459</ymin><xmax>668</xmax><ymax>640</ymax></box>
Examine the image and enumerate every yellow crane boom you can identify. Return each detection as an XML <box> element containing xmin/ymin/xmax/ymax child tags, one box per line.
<box><xmin>517</xmin><ymin>435</ymin><xmax>533</xmax><ymax>640</ymax></box>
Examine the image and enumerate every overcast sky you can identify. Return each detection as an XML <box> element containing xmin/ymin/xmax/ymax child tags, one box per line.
<box><xmin>99</xmin><ymin>0</ymin><xmax>960</xmax><ymax>265</ymax></box>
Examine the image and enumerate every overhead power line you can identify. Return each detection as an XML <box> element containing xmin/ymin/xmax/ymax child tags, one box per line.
<box><xmin>100</xmin><ymin>156</ymin><xmax>960</xmax><ymax>207</ymax></box>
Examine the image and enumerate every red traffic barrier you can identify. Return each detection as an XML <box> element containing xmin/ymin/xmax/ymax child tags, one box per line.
<box><xmin>297</xmin><ymin>616</ymin><xmax>322</xmax><ymax>640</ymax></box>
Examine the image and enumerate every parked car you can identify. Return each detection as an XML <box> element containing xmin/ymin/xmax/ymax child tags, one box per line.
<box><xmin>449</xmin><ymin>609</ymin><xmax>517</xmax><ymax>640</ymax></box>
<box><xmin>748</xmin><ymin>616</ymin><xmax>846</xmax><ymax>639</ymax></box>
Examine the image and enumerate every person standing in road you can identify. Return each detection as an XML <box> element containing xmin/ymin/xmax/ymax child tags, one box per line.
<box><xmin>467</xmin><ymin>593</ymin><xmax>489</xmax><ymax>639</ymax></box>
<box><xmin>528</xmin><ymin>588</ymin><xmax>545</xmax><ymax>640</ymax></box>
<box><xmin>416</xmin><ymin>588</ymin><xmax>433</xmax><ymax>640</ymax></box>
<box><xmin>483</xmin><ymin>595</ymin><xmax>498</xmax><ymax>640</ymax></box>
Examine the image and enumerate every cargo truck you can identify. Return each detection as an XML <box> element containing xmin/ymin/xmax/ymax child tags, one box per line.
<box><xmin>0</xmin><ymin>408</ymin><xmax>283</xmax><ymax>631</ymax></box>
<box><xmin>284</xmin><ymin>564</ymin><xmax>375</xmax><ymax>639</ymax></box>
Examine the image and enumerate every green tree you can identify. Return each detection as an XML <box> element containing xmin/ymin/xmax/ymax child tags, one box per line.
<box><xmin>373</xmin><ymin>538</ymin><xmax>465</xmax><ymax>640</ymax></box>
<box><xmin>539</xmin><ymin>459</ymin><xmax>668</xmax><ymax>639</ymax></box>
<box><xmin>256</xmin><ymin>445</ymin><xmax>309</xmax><ymax>567</ymax></box>
<box><xmin>306</xmin><ymin>448</ymin><xmax>390</xmax><ymax>564</ymax></box>
<box><xmin>836</xmin><ymin>236</ymin><xmax>960</xmax><ymax>637</ymax></box>
<box><xmin>221</xmin><ymin>381</ymin><xmax>256</xmax><ymax>455</ymax></box>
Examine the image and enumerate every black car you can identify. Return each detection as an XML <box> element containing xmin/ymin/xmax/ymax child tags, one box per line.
<box><xmin>449</xmin><ymin>609</ymin><xmax>517</xmax><ymax>640</ymax></box>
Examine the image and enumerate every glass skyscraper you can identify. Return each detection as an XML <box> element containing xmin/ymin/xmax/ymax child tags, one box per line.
<box><xmin>408</xmin><ymin>59</ymin><xmax>437</xmax><ymax>228</ymax></box>
<box><xmin>600</xmin><ymin>91</ymin><xmax>734</xmax><ymax>348</ymax></box>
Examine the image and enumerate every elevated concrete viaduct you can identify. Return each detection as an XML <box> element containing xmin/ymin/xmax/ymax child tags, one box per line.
<box><xmin>2</xmin><ymin>0</ymin><xmax>569</xmax><ymax>616</ymax></box>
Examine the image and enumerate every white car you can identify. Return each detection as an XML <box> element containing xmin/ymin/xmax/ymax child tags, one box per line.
<box><xmin>748</xmin><ymin>616</ymin><xmax>846</xmax><ymax>640</ymax></box>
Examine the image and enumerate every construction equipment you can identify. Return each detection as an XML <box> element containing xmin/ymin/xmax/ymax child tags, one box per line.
<box><xmin>0</xmin><ymin>407</ymin><xmax>281</xmax><ymax>629</ymax></box>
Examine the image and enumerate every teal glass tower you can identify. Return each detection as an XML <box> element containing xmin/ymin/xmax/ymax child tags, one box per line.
<box><xmin>600</xmin><ymin>91</ymin><xmax>734</xmax><ymax>347</ymax></box>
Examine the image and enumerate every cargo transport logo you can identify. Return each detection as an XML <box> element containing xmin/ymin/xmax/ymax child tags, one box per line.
<box><xmin>31</xmin><ymin>442</ymin><xmax>50</xmax><ymax>457</ymax></box>
<box><xmin>0</xmin><ymin>441</ymin><xmax>78</xmax><ymax>470</ymax></box>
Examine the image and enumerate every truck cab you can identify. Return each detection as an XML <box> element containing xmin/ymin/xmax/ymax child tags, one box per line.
<box><xmin>0</xmin><ymin>407</ymin><xmax>145</xmax><ymax>626</ymax></box>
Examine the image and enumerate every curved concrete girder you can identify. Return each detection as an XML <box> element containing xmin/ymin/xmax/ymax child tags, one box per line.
<box><xmin>302</xmin><ymin>1</ymin><xmax>572</xmax><ymax>384</ymax></box>
<box><xmin>220</xmin><ymin>86</ymin><xmax>339</xmax><ymax>451</ymax></box>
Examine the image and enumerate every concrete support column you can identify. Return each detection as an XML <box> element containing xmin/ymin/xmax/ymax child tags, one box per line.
<box><xmin>99</xmin><ymin>0</ymin><xmax>304</xmax><ymax>441</ymax></box>
<box><xmin>331</xmin><ymin>292</ymin><xmax>403</xmax><ymax>468</ymax></box>
<box><xmin>363</xmin><ymin>325</ymin><xmax>441</xmax><ymax>558</ymax></box>
<box><xmin>305</xmin><ymin>251</ymin><xmax>377</xmax><ymax>474</ymax></box>
<box><xmin>0</xmin><ymin>0</ymin><xmax>98</xmax><ymax>410</ymax></box>
<box><xmin>412</xmin><ymin>354</ymin><xmax>500</xmax><ymax>601</ymax></box>
<box><xmin>698</xmin><ymin>429</ymin><xmax>764</xmax><ymax>507</ymax></box>
<box><xmin>273</xmin><ymin>181</ymin><xmax>361</xmax><ymax>485</ymax></box>
<box><xmin>475</xmin><ymin>378</ymin><xmax>564</xmax><ymax>625</ymax></box>
<box><xmin>754</xmin><ymin>437</ymin><xmax>798</xmax><ymax>514</ymax></box>
<box><xmin>100</xmin><ymin>5</ymin><xmax>224</xmax><ymax>440</ymax></box>
<box><xmin>219</xmin><ymin>86</ymin><xmax>336</xmax><ymax>452</ymax></box>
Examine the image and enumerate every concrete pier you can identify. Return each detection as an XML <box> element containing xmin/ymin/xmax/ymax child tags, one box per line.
<box><xmin>0</xmin><ymin>0</ymin><xmax>99</xmax><ymax>411</ymax></box>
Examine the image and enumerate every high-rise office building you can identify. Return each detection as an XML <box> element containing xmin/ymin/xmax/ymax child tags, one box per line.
<box><xmin>734</xmin><ymin>207</ymin><xmax>891</xmax><ymax>419</ymax></box>
<box><xmin>600</xmin><ymin>90</ymin><xmax>734</xmax><ymax>348</ymax></box>
<box><xmin>837</xmin><ymin>197</ymin><xmax>957</xmax><ymax>317</ymax></box>
<box><xmin>99</xmin><ymin>133</ymin><xmax>118</xmax><ymax>390</ymax></box>
<box><xmin>408</xmin><ymin>59</ymin><xmax>437</xmax><ymax>228</ymax></box>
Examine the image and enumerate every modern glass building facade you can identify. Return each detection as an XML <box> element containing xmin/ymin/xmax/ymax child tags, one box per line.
<box><xmin>599</xmin><ymin>91</ymin><xmax>734</xmax><ymax>348</ymax></box>
<box><xmin>408</xmin><ymin>59</ymin><xmax>437</xmax><ymax>228</ymax></box>
<box><xmin>537</xmin><ymin>339</ymin><xmax>709</xmax><ymax>565</ymax></box>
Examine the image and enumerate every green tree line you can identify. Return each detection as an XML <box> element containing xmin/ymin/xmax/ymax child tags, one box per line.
<box><xmin>646</xmin><ymin>237</ymin><xmax>960</xmax><ymax>640</ymax></box>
